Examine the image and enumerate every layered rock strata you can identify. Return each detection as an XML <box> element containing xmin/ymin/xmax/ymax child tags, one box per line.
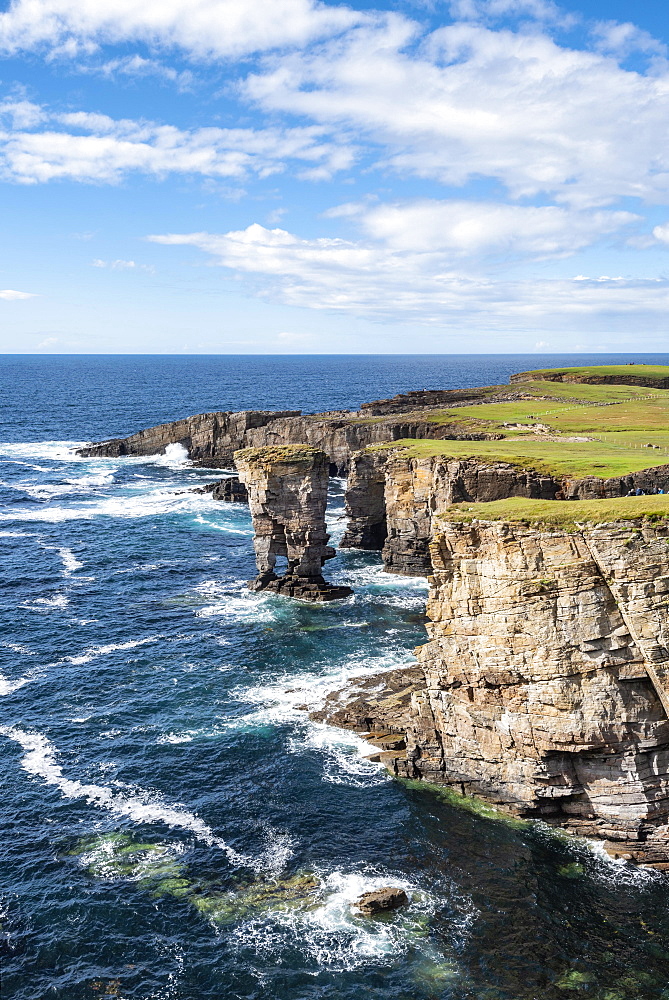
<box><xmin>322</xmin><ymin>516</ymin><xmax>669</xmax><ymax>862</ymax></box>
<box><xmin>77</xmin><ymin>410</ymin><xmax>301</xmax><ymax>466</ymax></box>
<box><xmin>77</xmin><ymin>409</ymin><xmax>502</xmax><ymax>475</ymax></box>
<box><xmin>342</xmin><ymin>448</ymin><xmax>669</xmax><ymax>577</ymax></box>
<box><xmin>235</xmin><ymin>445</ymin><xmax>352</xmax><ymax>602</ymax></box>
<box><xmin>342</xmin><ymin>450</ymin><xmax>558</xmax><ymax>574</ymax></box>
<box><xmin>511</xmin><ymin>368</ymin><xmax>669</xmax><ymax>389</ymax></box>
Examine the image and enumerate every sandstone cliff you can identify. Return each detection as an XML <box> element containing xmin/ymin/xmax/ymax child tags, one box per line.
<box><xmin>235</xmin><ymin>445</ymin><xmax>352</xmax><ymax>602</ymax></box>
<box><xmin>322</xmin><ymin>511</ymin><xmax>669</xmax><ymax>863</ymax></box>
<box><xmin>77</xmin><ymin>409</ymin><xmax>502</xmax><ymax>473</ymax></box>
<box><xmin>342</xmin><ymin>447</ymin><xmax>669</xmax><ymax>577</ymax></box>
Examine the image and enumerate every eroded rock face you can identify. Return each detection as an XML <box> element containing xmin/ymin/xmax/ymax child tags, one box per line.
<box><xmin>407</xmin><ymin>518</ymin><xmax>669</xmax><ymax>860</ymax></box>
<box><xmin>319</xmin><ymin>517</ymin><xmax>669</xmax><ymax>861</ymax></box>
<box><xmin>235</xmin><ymin>446</ymin><xmax>352</xmax><ymax>602</ymax></box>
<box><xmin>77</xmin><ymin>410</ymin><xmax>301</xmax><ymax>466</ymax></box>
<box><xmin>192</xmin><ymin>477</ymin><xmax>248</xmax><ymax>502</ymax></box>
<box><xmin>342</xmin><ymin>449</ymin><xmax>669</xmax><ymax>577</ymax></box>
<box><xmin>342</xmin><ymin>451</ymin><xmax>558</xmax><ymax>573</ymax></box>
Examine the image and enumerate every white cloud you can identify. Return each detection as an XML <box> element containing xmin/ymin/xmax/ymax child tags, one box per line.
<box><xmin>0</xmin><ymin>101</ymin><xmax>354</xmax><ymax>184</ymax></box>
<box><xmin>0</xmin><ymin>0</ymin><xmax>360</xmax><ymax>59</ymax></box>
<box><xmin>590</xmin><ymin>20</ymin><xmax>666</xmax><ymax>60</ymax></box>
<box><xmin>652</xmin><ymin>223</ymin><xmax>669</xmax><ymax>245</ymax></box>
<box><xmin>148</xmin><ymin>223</ymin><xmax>669</xmax><ymax>331</ymax></box>
<box><xmin>79</xmin><ymin>54</ymin><xmax>196</xmax><ymax>91</ymax></box>
<box><xmin>92</xmin><ymin>258</ymin><xmax>136</xmax><ymax>269</ymax></box>
<box><xmin>352</xmin><ymin>199</ymin><xmax>638</xmax><ymax>256</ymax></box>
<box><xmin>448</xmin><ymin>0</ymin><xmax>574</xmax><ymax>28</ymax></box>
<box><xmin>0</xmin><ymin>288</ymin><xmax>36</xmax><ymax>299</ymax></box>
<box><xmin>245</xmin><ymin>20</ymin><xmax>669</xmax><ymax>208</ymax></box>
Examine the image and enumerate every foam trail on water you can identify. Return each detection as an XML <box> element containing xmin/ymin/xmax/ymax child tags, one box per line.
<box><xmin>0</xmin><ymin>673</ymin><xmax>37</xmax><ymax>696</ymax></box>
<box><xmin>41</xmin><ymin>544</ymin><xmax>84</xmax><ymax>576</ymax></box>
<box><xmin>63</xmin><ymin>636</ymin><xmax>160</xmax><ymax>666</ymax></box>
<box><xmin>0</xmin><ymin>726</ymin><xmax>260</xmax><ymax>870</ymax></box>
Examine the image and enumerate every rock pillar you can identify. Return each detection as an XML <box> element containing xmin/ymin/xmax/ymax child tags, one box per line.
<box><xmin>234</xmin><ymin>445</ymin><xmax>352</xmax><ymax>602</ymax></box>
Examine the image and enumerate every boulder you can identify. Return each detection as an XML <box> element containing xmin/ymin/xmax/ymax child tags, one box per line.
<box><xmin>353</xmin><ymin>887</ymin><xmax>409</xmax><ymax>915</ymax></box>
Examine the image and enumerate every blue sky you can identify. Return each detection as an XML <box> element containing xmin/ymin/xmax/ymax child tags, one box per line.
<box><xmin>1</xmin><ymin>0</ymin><xmax>669</xmax><ymax>353</ymax></box>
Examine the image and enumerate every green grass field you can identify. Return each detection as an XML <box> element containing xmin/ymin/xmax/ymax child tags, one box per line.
<box><xmin>514</xmin><ymin>364</ymin><xmax>669</xmax><ymax>383</ymax></box>
<box><xmin>361</xmin><ymin>373</ymin><xmax>669</xmax><ymax>479</ymax></box>
<box><xmin>375</xmin><ymin>437</ymin><xmax>669</xmax><ymax>479</ymax></box>
<box><xmin>437</xmin><ymin>494</ymin><xmax>669</xmax><ymax>530</ymax></box>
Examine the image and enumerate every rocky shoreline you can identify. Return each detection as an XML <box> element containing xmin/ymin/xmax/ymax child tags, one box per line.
<box><xmin>77</xmin><ymin>365</ymin><xmax>669</xmax><ymax>864</ymax></box>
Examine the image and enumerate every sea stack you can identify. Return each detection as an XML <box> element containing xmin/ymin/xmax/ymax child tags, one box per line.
<box><xmin>234</xmin><ymin>445</ymin><xmax>352</xmax><ymax>602</ymax></box>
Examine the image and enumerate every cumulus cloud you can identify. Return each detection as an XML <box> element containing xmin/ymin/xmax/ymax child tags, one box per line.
<box><xmin>0</xmin><ymin>0</ymin><xmax>360</xmax><ymax>59</ymax></box>
<box><xmin>148</xmin><ymin>223</ymin><xmax>669</xmax><ymax>331</ymax></box>
<box><xmin>652</xmin><ymin>223</ymin><xmax>669</xmax><ymax>244</ymax></box>
<box><xmin>245</xmin><ymin>20</ymin><xmax>669</xmax><ymax>208</ymax></box>
<box><xmin>590</xmin><ymin>20</ymin><xmax>666</xmax><ymax>60</ymax></box>
<box><xmin>0</xmin><ymin>289</ymin><xmax>36</xmax><ymax>299</ymax></box>
<box><xmin>350</xmin><ymin>199</ymin><xmax>638</xmax><ymax>256</ymax></box>
<box><xmin>0</xmin><ymin>100</ymin><xmax>354</xmax><ymax>183</ymax></box>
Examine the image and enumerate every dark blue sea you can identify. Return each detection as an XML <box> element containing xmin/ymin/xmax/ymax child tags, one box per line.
<box><xmin>2</xmin><ymin>354</ymin><xmax>669</xmax><ymax>1000</ymax></box>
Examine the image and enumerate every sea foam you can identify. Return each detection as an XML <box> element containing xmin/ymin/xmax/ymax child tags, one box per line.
<box><xmin>0</xmin><ymin>726</ymin><xmax>260</xmax><ymax>870</ymax></box>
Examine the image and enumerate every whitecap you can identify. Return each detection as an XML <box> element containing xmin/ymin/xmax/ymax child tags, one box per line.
<box><xmin>28</xmin><ymin>593</ymin><xmax>69</xmax><ymax>609</ymax></box>
<box><xmin>153</xmin><ymin>443</ymin><xmax>190</xmax><ymax>468</ymax></box>
<box><xmin>41</xmin><ymin>543</ymin><xmax>84</xmax><ymax>576</ymax></box>
<box><xmin>0</xmin><ymin>486</ymin><xmax>223</xmax><ymax>523</ymax></box>
<box><xmin>0</xmin><ymin>671</ymin><xmax>37</xmax><ymax>696</ymax></box>
<box><xmin>193</xmin><ymin>581</ymin><xmax>275</xmax><ymax>622</ymax></box>
<box><xmin>0</xmin><ymin>726</ymin><xmax>256</xmax><ymax>869</ymax></box>
<box><xmin>0</xmin><ymin>441</ymin><xmax>86</xmax><ymax>461</ymax></box>
<box><xmin>287</xmin><ymin>724</ymin><xmax>391</xmax><ymax>788</ymax></box>
<box><xmin>228</xmin><ymin>868</ymin><xmax>439</xmax><ymax>972</ymax></box>
<box><xmin>62</xmin><ymin>636</ymin><xmax>161</xmax><ymax>666</ymax></box>
<box><xmin>0</xmin><ymin>641</ymin><xmax>35</xmax><ymax>655</ymax></box>
<box><xmin>193</xmin><ymin>515</ymin><xmax>252</xmax><ymax>536</ymax></box>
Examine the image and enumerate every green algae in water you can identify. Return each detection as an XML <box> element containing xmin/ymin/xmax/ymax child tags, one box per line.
<box><xmin>557</xmin><ymin>862</ymin><xmax>585</xmax><ymax>879</ymax></box>
<box><xmin>69</xmin><ymin>832</ymin><xmax>189</xmax><ymax>896</ymax></box>
<box><xmin>401</xmin><ymin>778</ymin><xmax>527</xmax><ymax>828</ymax></box>
<box><xmin>190</xmin><ymin>872</ymin><xmax>322</xmax><ymax>926</ymax></box>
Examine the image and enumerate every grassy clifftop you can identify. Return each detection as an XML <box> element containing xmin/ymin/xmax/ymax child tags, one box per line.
<box><xmin>365</xmin><ymin>372</ymin><xmax>669</xmax><ymax>480</ymax></box>
<box><xmin>510</xmin><ymin>364</ymin><xmax>669</xmax><ymax>387</ymax></box>
<box><xmin>438</xmin><ymin>495</ymin><xmax>669</xmax><ymax>530</ymax></box>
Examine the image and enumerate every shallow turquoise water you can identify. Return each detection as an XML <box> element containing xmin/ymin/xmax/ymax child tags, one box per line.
<box><xmin>2</xmin><ymin>356</ymin><xmax>669</xmax><ymax>1000</ymax></box>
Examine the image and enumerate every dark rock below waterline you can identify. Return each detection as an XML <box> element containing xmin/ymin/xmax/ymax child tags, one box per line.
<box><xmin>353</xmin><ymin>887</ymin><xmax>409</xmax><ymax>915</ymax></box>
<box><xmin>249</xmin><ymin>574</ymin><xmax>352</xmax><ymax>602</ymax></box>
<box><xmin>192</xmin><ymin>477</ymin><xmax>249</xmax><ymax>502</ymax></box>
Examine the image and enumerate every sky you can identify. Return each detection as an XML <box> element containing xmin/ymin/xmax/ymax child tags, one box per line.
<box><xmin>1</xmin><ymin>0</ymin><xmax>669</xmax><ymax>354</ymax></box>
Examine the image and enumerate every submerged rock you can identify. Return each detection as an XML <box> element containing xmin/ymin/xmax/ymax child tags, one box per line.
<box><xmin>353</xmin><ymin>887</ymin><xmax>409</xmax><ymax>915</ymax></box>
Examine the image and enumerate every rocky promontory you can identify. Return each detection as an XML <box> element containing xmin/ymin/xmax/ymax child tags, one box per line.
<box><xmin>77</xmin><ymin>363</ymin><xmax>669</xmax><ymax>861</ymax></box>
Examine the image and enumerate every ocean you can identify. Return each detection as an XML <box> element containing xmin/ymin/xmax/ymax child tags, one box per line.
<box><xmin>2</xmin><ymin>354</ymin><xmax>669</xmax><ymax>1000</ymax></box>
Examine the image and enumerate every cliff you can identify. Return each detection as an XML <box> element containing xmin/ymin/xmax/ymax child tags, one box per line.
<box><xmin>510</xmin><ymin>363</ymin><xmax>669</xmax><ymax>389</ymax></box>
<box><xmin>78</xmin><ymin>409</ymin><xmax>501</xmax><ymax>474</ymax></box>
<box><xmin>342</xmin><ymin>447</ymin><xmax>669</xmax><ymax>576</ymax></box>
<box><xmin>320</xmin><ymin>502</ymin><xmax>669</xmax><ymax>864</ymax></box>
<box><xmin>235</xmin><ymin>445</ymin><xmax>352</xmax><ymax>602</ymax></box>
